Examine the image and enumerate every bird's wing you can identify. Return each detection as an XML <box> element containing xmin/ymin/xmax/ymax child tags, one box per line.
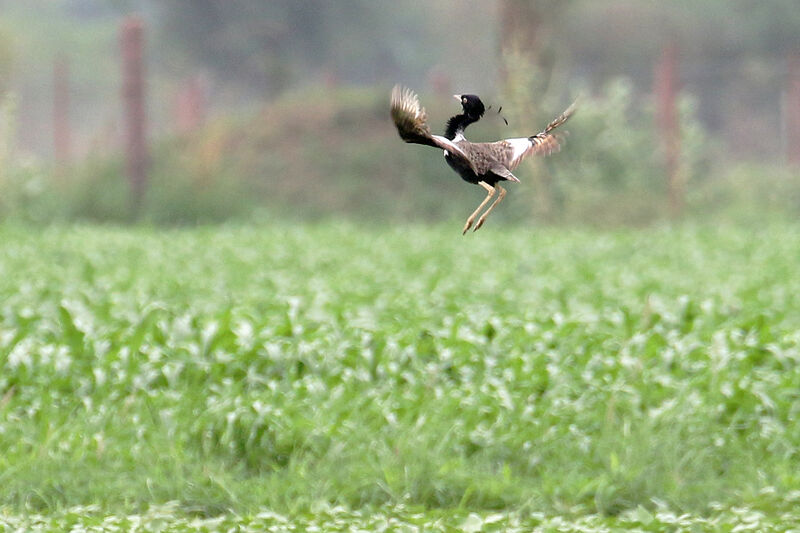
<box><xmin>431</xmin><ymin>135</ymin><xmax>473</xmax><ymax>163</ymax></box>
<box><xmin>489</xmin><ymin>163</ymin><xmax>520</xmax><ymax>183</ymax></box>
<box><xmin>390</xmin><ymin>85</ymin><xmax>477</xmax><ymax>171</ymax></box>
<box><xmin>492</xmin><ymin>101</ymin><xmax>577</xmax><ymax>171</ymax></box>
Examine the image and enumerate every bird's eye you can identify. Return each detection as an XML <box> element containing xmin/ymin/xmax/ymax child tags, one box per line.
<box><xmin>462</xmin><ymin>97</ymin><xmax>467</xmax><ymax>104</ymax></box>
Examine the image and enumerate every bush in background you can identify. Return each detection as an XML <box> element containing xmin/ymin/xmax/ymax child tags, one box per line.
<box><xmin>0</xmin><ymin>83</ymin><xmax>797</xmax><ymax>227</ymax></box>
<box><xmin>500</xmin><ymin>46</ymin><xmax>714</xmax><ymax>226</ymax></box>
<box><xmin>0</xmin><ymin>94</ymin><xmax>65</xmax><ymax>224</ymax></box>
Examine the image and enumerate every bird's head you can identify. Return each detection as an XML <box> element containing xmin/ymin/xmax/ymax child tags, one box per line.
<box><xmin>454</xmin><ymin>94</ymin><xmax>485</xmax><ymax>119</ymax></box>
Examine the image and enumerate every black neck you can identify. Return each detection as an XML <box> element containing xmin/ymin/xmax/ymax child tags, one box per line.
<box><xmin>444</xmin><ymin>113</ymin><xmax>480</xmax><ymax>140</ymax></box>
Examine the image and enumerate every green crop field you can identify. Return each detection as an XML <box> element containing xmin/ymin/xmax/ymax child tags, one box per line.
<box><xmin>2</xmin><ymin>223</ymin><xmax>800</xmax><ymax>531</ymax></box>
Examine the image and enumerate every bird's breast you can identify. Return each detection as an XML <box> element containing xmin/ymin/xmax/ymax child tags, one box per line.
<box><xmin>444</xmin><ymin>152</ymin><xmax>480</xmax><ymax>184</ymax></box>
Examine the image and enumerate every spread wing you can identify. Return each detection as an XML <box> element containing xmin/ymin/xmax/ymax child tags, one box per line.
<box><xmin>489</xmin><ymin>163</ymin><xmax>520</xmax><ymax>183</ymax></box>
<box><xmin>390</xmin><ymin>85</ymin><xmax>476</xmax><ymax>170</ymax></box>
<box><xmin>491</xmin><ymin>101</ymin><xmax>576</xmax><ymax>171</ymax></box>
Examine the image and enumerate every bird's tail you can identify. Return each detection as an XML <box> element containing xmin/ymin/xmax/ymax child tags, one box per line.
<box><xmin>524</xmin><ymin>99</ymin><xmax>577</xmax><ymax>156</ymax></box>
<box><xmin>390</xmin><ymin>85</ymin><xmax>438</xmax><ymax>147</ymax></box>
<box><xmin>543</xmin><ymin>99</ymin><xmax>577</xmax><ymax>135</ymax></box>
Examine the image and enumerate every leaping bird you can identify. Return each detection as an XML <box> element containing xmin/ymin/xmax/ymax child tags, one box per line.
<box><xmin>390</xmin><ymin>85</ymin><xmax>576</xmax><ymax>234</ymax></box>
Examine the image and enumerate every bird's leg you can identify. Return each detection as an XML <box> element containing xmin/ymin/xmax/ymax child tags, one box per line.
<box><xmin>473</xmin><ymin>185</ymin><xmax>506</xmax><ymax>232</ymax></box>
<box><xmin>463</xmin><ymin>181</ymin><xmax>495</xmax><ymax>235</ymax></box>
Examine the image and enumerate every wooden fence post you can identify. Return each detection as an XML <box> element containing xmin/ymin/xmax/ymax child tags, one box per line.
<box><xmin>499</xmin><ymin>0</ymin><xmax>541</xmax><ymax>60</ymax></box>
<box><xmin>121</xmin><ymin>15</ymin><xmax>148</xmax><ymax>213</ymax></box>
<box><xmin>654</xmin><ymin>41</ymin><xmax>682</xmax><ymax>217</ymax></box>
<box><xmin>787</xmin><ymin>52</ymin><xmax>800</xmax><ymax>166</ymax></box>
<box><xmin>499</xmin><ymin>0</ymin><xmax>558</xmax><ymax>220</ymax></box>
<box><xmin>53</xmin><ymin>56</ymin><xmax>70</xmax><ymax>169</ymax></box>
<box><xmin>175</xmin><ymin>75</ymin><xmax>207</xmax><ymax>135</ymax></box>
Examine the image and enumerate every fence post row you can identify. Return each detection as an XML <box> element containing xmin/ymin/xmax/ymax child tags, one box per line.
<box><xmin>53</xmin><ymin>56</ymin><xmax>70</xmax><ymax>169</ymax></box>
<box><xmin>787</xmin><ymin>52</ymin><xmax>800</xmax><ymax>166</ymax></box>
<box><xmin>121</xmin><ymin>15</ymin><xmax>148</xmax><ymax>212</ymax></box>
<box><xmin>655</xmin><ymin>41</ymin><xmax>682</xmax><ymax>217</ymax></box>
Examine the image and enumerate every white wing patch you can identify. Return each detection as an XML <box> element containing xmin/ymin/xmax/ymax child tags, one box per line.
<box><xmin>432</xmin><ymin>135</ymin><xmax>463</xmax><ymax>156</ymax></box>
<box><xmin>505</xmin><ymin>137</ymin><xmax>533</xmax><ymax>162</ymax></box>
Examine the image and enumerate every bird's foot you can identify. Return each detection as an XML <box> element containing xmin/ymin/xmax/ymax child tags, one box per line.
<box><xmin>473</xmin><ymin>217</ymin><xmax>487</xmax><ymax>232</ymax></box>
<box><xmin>462</xmin><ymin>218</ymin><xmax>475</xmax><ymax>235</ymax></box>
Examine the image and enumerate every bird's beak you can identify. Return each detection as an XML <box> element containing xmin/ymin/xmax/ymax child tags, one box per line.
<box><xmin>453</xmin><ymin>94</ymin><xmax>461</xmax><ymax>102</ymax></box>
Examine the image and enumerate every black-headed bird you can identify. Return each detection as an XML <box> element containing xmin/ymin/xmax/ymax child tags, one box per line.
<box><xmin>390</xmin><ymin>85</ymin><xmax>575</xmax><ymax>233</ymax></box>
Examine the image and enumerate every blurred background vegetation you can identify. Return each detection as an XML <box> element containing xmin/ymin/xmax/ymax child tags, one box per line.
<box><xmin>0</xmin><ymin>0</ymin><xmax>798</xmax><ymax>226</ymax></box>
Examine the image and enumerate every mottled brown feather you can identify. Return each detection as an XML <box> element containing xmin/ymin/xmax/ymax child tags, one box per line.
<box><xmin>391</xmin><ymin>86</ymin><xmax>575</xmax><ymax>184</ymax></box>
